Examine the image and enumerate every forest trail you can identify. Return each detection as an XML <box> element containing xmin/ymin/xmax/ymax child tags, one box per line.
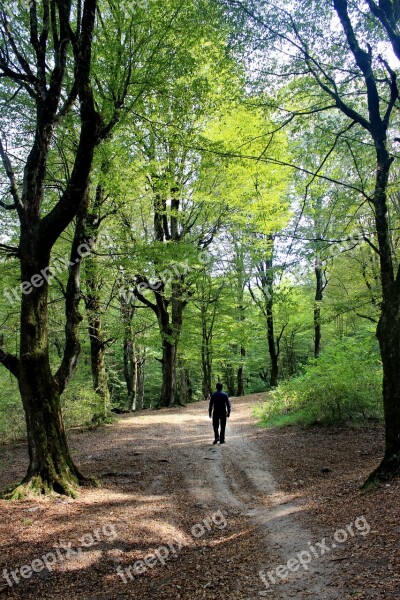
<box><xmin>0</xmin><ymin>395</ymin><xmax>344</xmax><ymax>599</ymax></box>
<box><xmin>165</xmin><ymin>396</ymin><xmax>341</xmax><ymax>599</ymax></box>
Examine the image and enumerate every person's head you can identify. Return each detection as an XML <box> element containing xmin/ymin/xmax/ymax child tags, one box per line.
<box><xmin>216</xmin><ymin>382</ymin><xmax>223</xmax><ymax>391</ymax></box>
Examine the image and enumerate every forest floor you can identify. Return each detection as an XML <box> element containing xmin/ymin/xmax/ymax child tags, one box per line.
<box><xmin>0</xmin><ymin>393</ymin><xmax>398</xmax><ymax>600</ymax></box>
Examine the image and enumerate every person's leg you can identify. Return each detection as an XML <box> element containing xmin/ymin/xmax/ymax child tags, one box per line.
<box><xmin>212</xmin><ymin>414</ymin><xmax>220</xmax><ymax>442</ymax></box>
<box><xmin>220</xmin><ymin>415</ymin><xmax>227</xmax><ymax>443</ymax></box>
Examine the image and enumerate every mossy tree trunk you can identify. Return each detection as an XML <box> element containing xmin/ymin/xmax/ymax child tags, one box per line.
<box><xmin>0</xmin><ymin>0</ymin><xmax>124</xmax><ymax>497</ymax></box>
<box><xmin>14</xmin><ymin>199</ymin><xmax>93</xmax><ymax>498</ymax></box>
<box><xmin>159</xmin><ymin>331</ymin><xmax>179</xmax><ymax>407</ymax></box>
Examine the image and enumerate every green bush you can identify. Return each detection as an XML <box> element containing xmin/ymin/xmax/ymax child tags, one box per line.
<box><xmin>62</xmin><ymin>385</ymin><xmax>102</xmax><ymax>428</ymax></box>
<box><xmin>0</xmin><ymin>375</ymin><xmax>25</xmax><ymax>443</ymax></box>
<box><xmin>0</xmin><ymin>400</ymin><xmax>26</xmax><ymax>442</ymax></box>
<box><xmin>0</xmin><ymin>384</ymin><xmax>111</xmax><ymax>444</ymax></box>
<box><xmin>255</xmin><ymin>334</ymin><xmax>383</xmax><ymax>426</ymax></box>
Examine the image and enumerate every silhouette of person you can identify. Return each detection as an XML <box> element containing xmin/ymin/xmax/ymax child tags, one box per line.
<box><xmin>208</xmin><ymin>382</ymin><xmax>231</xmax><ymax>444</ymax></box>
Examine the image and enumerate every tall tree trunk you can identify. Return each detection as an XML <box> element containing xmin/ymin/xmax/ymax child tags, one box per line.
<box><xmin>376</xmin><ymin>297</ymin><xmax>400</xmax><ymax>468</ymax></box>
<box><xmin>201</xmin><ymin>308</ymin><xmax>212</xmax><ymax>399</ymax></box>
<box><xmin>87</xmin><ymin>317</ymin><xmax>110</xmax><ymax>420</ymax></box>
<box><xmin>138</xmin><ymin>167</ymin><xmax>185</xmax><ymax>408</ymax></box>
<box><xmin>160</xmin><ymin>337</ymin><xmax>177</xmax><ymax>407</ymax></box>
<box><xmin>131</xmin><ymin>355</ymin><xmax>138</xmax><ymax>411</ymax></box>
<box><xmin>123</xmin><ymin>336</ymin><xmax>135</xmax><ymax>410</ymax></box>
<box><xmin>177</xmin><ymin>358</ymin><xmax>192</xmax><ymax>405</ymax></box>
<box><xmin>314</xmin><ymin>256</ymin><xmax>323</xmax><ymax>359</ymax></box>
<box><xmin>124</xmin><ymin>345</ymin><xmax>145</xmax><ymax>412</ymax></box>
<box><xmin>85</xmin><ymin>277</ymin><xmax>110</xmax><ymax>419</ymax></box>
<box><xmin>136</xmin><ymin>355</ymin><xmax>145</xmax><ymax>411</ymax></box>
<box><xmin>330</xmin><ymin>0</ymin><xmax>400</xmax><ymax>485</ymax></box>
<box><xmin>198</xmin><ymin>275</ymin><xmax>222</xmax><ymax>400</ymax></box>
<box><xmin>224</xmin><ymin>362</ymin><xmax>236</xmax><ymax>397</ymax></box>
<box><xmin>156</xmin><ymin>281</ymin><xmax>184</xmax><ymax>408</ymax></box>
<box><xmin>84</xmin><ymin>183</ymin><xmax>110</xmax><ymax>421</ymax></box>
<box><xmin>14</xmin><ymin>203</ymin><xmax>91</xmax><ymax>498</ymax></box>
<box><xmin>0</xmin><ymin>0</ymin><xmax>128</xmax><ymax>497</ymax></box>
<box><xmin>120</xmin><ymin>291</ymin><xmax>137</xmax><ymax>411</ymax></box>
<box><xmin>266</xmin><ymin>286</ymin><xmax>279</xmax><ymax>388</ymax></box>
<box><xmin>251</xmin><ymin>240</ymin><xmax>281</xmax><ymax>389</ymax></box>
<box><xmin>312</xmin><ymin>195</ymin><xmax>325</xmax><ymax>360</ymax></box>
<box><xmin>236</xmin><ymin>347</ymin><xmax>246</xmax><ymax>396</ymax></box>
<box><xmin>18</xmin><ymin>298</ymin><xmax>81</xmax><ymax>496</ymax></box>
<box><xmin>365</xmin><ymin>147</ymin><xmax>400</xmax><ymax>484</ymax></box>
<box><xmin>201</xmin><ymin>343</ymin><xmax>212</xmax><ymax>399</ymax></box>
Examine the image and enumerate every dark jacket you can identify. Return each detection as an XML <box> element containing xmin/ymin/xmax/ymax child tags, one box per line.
<box><xmin>209</xmin><ymin>391</ymin><xmax>231</xmax><ymax>417</ymax></box>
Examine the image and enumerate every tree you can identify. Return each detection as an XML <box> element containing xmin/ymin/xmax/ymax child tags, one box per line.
<box><xmin>205</xmin><ymin>104</ymin><xmax>290</xmax><ymax>387</ymax></box>
<box><xmin>83</xmin><ymin>178</ymin><xmax>115</xmax><ymax>421</ymax></box>
<box><xmin>231</xmin><ymin>239</ymin><xmax>248</xmax><ymax>396</ymax></box>
<box><xmin>194</xmin><ymin>268</ymin><xmax>224</xmax><ymax>399</ymax></box>
<box><xmin>119</xmin><ymin>283</ymin><xmax>148</xmax><ymax>412</ymax></box>
<box><xmin>228</xmin><ymin>0</ymin><xmax>400</xmax><ymax>483</ymax></box>
<box><xmin>0</xmin><ymin>0</ymin><xmax>144</xmax><ymax>496</ymax></box>
<box><xmin>250</xmin><ymin>235</ymin><xmax>287</xmax><ymax>387</ymax></box>
<box><xmin>116</xmin><ymin>19</ymin><xmax>241</xmax><ymax>406</ymax></box>
<box><xmin>0</xmin><ymin>0</ymin><xmax>103</xmax><ymax>496</ymax></box>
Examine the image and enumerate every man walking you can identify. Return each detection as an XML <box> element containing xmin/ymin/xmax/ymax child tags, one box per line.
<box><xmin>209</xmin><ymin>382</ymin><xmax>231</xmax><ymax>444</ymax></box>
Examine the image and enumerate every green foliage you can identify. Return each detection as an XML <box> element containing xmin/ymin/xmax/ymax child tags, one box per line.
<box><xmin>255</xmin><ymin>334</ymin><xmax>383</xmax><ymax>426</ymax></box>
<box><xmin>61</xmin><ymin>385</ymin><xmax>102</xmax><ymax>429</ymax></box>
<box><xmin>1</xmin><ymin>0</ymin><xmax>397</xmax><ymax>455</ymax></box>
<box><xmin>0</xmin><ymin>375</ymin><xmax>25</xmax><ymax>442</ymax></box>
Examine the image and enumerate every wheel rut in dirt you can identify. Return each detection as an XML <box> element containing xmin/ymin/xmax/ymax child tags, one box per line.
<box><xmin>162</xmin><ymin>397</ymin><xmax>341</xmax><ymax>599</ymax></box>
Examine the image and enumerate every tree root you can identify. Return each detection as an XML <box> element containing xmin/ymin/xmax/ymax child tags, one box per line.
<box><xmin>1</xmin><ymin>472</ymin><xmax>98</xmax><ymax>500</ymax></box>
<box><xmin>362</xmin><ymin>453</ymin><xmax>400</xmax><ymax>490</ymax></box>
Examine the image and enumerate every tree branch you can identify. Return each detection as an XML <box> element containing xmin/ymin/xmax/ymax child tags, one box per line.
<box><xmin>0</xmin><ymin>138</ymin><xmax>23</xmax><ymax>214</ymax></box>
<box><xmin>0</xmin><ymin>345</ymin><xmax>19</xmax><ymax>378</ymax></box>
<box><xmin>38</xmin><ymin>0</ymin><xmax>103</xmax><ymax>249</ymax></box>
<box><xmin>333</xmin><ymin>0</ymin><xmax>382</xmax><ymax>129</ymax></box>
<box><xmin>54</xmin><ymin>195</ymin><xmax>87</xmax><ymax>393</ymax></box>
<box><xmin>366</xmin><ymin>0</ymin><xmax>400</xmax><ymax>62</ymax></box>
<box><xmin>134</xmin><ymin>277</ymin><xmax>159</xmax><ymax>314</ymax></box>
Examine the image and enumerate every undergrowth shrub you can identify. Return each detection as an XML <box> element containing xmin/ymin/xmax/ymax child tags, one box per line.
<box><xmin>255</xmin><ymin>335</ymin><xmax>382</xmax><ymax>426</ymax></box>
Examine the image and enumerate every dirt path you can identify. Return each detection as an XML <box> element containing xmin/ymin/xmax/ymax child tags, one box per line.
<box><xmin>168</xmin><ymin>398</ymin><xmax>340</xmax><ymax>599</ymax></box>
<box><xmin>0</xmin><ymin>395</ymin><xmax>360</xmax><ymax>599</ymax></box>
